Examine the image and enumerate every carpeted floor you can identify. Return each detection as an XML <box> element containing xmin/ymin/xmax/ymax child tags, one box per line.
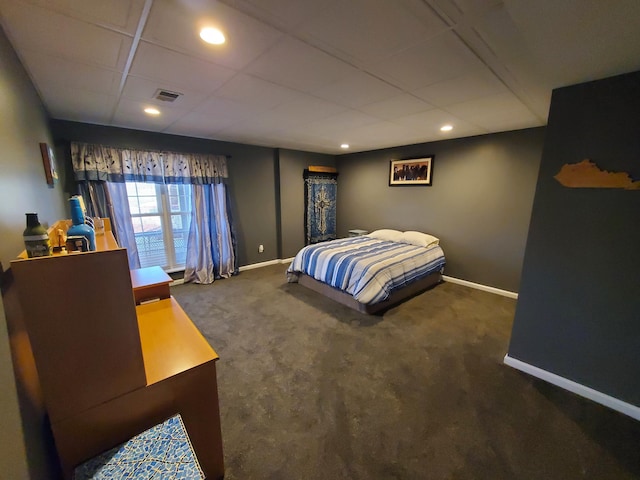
<box><xmin>172</xmin><ymin>264</ymin><xmax>640</xmax><ymax>480</ymax></box>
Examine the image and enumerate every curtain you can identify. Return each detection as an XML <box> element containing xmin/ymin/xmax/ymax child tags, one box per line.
<box><xmin>70</xmin><ymin>142</ymin><xmax>235</xmax><ymax>283</ymax></box>
<box><xmin>106</xmin><ymin>183</ymin><xmax>141</xmax><ymax>269</ymax></box>
<box><xmin>76</xmin><ymin>180</ymin><xmax>140</xmax><ymax>268</ymax></box>
<box><xmin>184</xmin><ymin>183</ymin><xmax>237</xmax><ymax>284</ymax></box>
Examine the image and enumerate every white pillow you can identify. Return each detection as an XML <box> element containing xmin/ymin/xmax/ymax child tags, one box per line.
<box><xmin>400</xmin><ymin>231</ymin><xmax>440</xmax><ymax>248</ymax></box>
<box><xmin>367</xmin><ymin>229</ymin><xmax>404</xmax><ymax>242</ymax></box>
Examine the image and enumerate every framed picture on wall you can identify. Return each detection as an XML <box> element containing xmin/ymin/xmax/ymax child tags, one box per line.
<box><xmin>389</xmin><ymin>156</ymin><xmax>434</xmax><ymax>186</ymax></box>
<box><xmin>39</xmin><ymin>142</ymin><xmax>58</xmax><ymax>186</ymax></box>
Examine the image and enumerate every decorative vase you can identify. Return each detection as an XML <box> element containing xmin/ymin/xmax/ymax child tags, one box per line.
<box><xmin>67</xmin><ymin>197</ymin><xmax>96</xmax><ymax>251</ymax></box>
<box><xmin>23</xmin><ymin>213</ymin><xmax>52</xmax><ymax>258</ymax></box>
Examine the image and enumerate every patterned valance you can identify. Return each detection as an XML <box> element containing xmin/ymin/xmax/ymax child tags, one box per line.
<box><xmin>71</xmin><ymin>142</ymin><xmax>228</xmax><ymax>184</ymax></box>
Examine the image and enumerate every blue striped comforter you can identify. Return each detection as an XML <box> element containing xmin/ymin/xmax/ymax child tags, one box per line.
<box><xmin>287</xmin><ymin>236</ymin><xmax>446</xmax><ymax>305</ymax></box>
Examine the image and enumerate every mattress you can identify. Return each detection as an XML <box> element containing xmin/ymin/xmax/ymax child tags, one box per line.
<box><xmin>287</xmin><ymin>236</ymin><xmax>446</xmax><ymax>305</ymax></box>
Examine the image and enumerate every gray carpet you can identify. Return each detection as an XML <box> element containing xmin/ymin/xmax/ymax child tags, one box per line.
<box><xmin>172</xmin><ymin>265</ymin><xmax>640</xmax><ymax>480</ymax></box>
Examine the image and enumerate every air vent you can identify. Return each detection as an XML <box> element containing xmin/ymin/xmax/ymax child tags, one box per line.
<box><xmin>153</xmin><ymin>89</ymin><xmax>182</xmax><ymax>102</ymax></box>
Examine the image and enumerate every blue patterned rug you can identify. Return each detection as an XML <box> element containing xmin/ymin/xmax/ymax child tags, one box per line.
<box><xmin>73</xmin><ymin>414</ymin><xmax>204</xmax><ymax>479</ymax></box>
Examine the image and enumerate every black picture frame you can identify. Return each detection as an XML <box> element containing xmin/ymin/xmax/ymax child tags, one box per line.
<box><xmin>389</xmin><ymin>156</ymin><xmax>434</xmax><ymax>186</ymax></box>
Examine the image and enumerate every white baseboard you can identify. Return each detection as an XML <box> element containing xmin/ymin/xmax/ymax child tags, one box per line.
<box><xmin>239</xmin><ymin>257</ymin><xmax>294</xmax><ymax>272</ymax></box>
<box><xmin>170</xmin><ymin>278</ymin><xmax>185</xmax><ymax>286</ymax></box>
<box><xmin>504</xmin><ymin>354</ymin><xmax>640</xmax><ymax>421</ymax></box>
<box><xmin>442</xmin><ymin>275</ymin><xmax>518</xmax><ymax>299</ymax></box>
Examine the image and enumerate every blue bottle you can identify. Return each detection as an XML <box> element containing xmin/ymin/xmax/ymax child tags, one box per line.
<box><xmin>67</xmin><ymin>197</ymin><xmax>96</xmax><ymax>251</ymax></box>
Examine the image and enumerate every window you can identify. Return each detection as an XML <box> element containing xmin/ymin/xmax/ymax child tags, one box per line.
<box><xmin>126</xmin><ymin>182</ymin><xmax>192</xmax><ymax>270</ymax></box>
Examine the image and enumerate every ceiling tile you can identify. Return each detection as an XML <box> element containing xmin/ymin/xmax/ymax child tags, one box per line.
<box><xmin>112</xmin><ymin>98</ymin><xmax>189</xmax><ymax>131</ymax></box>
<box><xmin>367</xmin><ymin>31</ymin><xmax>485</xmax><ymax>91</ymax></box>
<box><xmin>245</xmin><ymin>36</ymin><xmax>358</xmax><ymax>92</ymax></box>
<box><xmin>121</xmin><ymin>75</ymin><xmax>209</xmax><ymax>110</ymax></box>
<box><xmin>20</xmin><ymin>49</ymin><xmax>119</xmax><ymax>96</ymax></box>
<box><xmin>259</xmin><ymin>95</ymin><xmax>347</xmax><ymax>128</ymax></box>
<box><xmin>413</xmin><ymin>68</ymin><xmax>508</xmax><ymax>107</ymax></box>
<box><xmin>39</xmin><ymin>84</ymin><xmax>116</xmax><ymax>124</ymax></box>
<box><xmin>392</xmin><ymin>108</ymin><xmax>484</xmax><ymax>138</ymax></box>
<box><xmin>311</xmin><ymin>71</ymin><xmax>403</xmax><ymax>108</ymax></box>
<box><xmin>142</xmin><ymin>0</ymin><xmax>283</xmax><ymax>71</ymax></box>
<box><xmin>220</xmin><ymin>0</ymin><xmax>328</xmax><ymax>30</ymax></box>
<box><xmin>292</xmin><ymin>110</ymin><xmax>379</xmax><ymax>139</ymax></box>
<box><xmin>164</xmin><ymin>111</ymin><xmax>245</xmax><ymax>137</ymax></box>
<box><xmin>358</xmin><ymin>94</ymin><xmax>434</xmax><ymax>121</ymax></box>
<box><xmin>193</xmin><ymin>96</ymin><xmax>264</xmax><ymax>122</ymax></box>
<box><xmin>213</xmin><ymin>74</ymin><xmax>302</xmax><ymax>110</ymax></box>
<box><xmin>294</xmin><ymin>0</ymin><xmax>449</xmax><ymax>64</ymax></box>
<box><xmin>129</xmin><ymin>42</ymin><xmax>237</xmax><ymax>94</ymax></box>
<box><xmin>18</xmin><ymin>0</ymin><xmax>147</xmax><ymax>34</ymax></box>
<box><xmin>0</xmin><ymin>0</ymin><xmax>131</xmax><ymax>70</ymax></box>
<box><xmin>445</xmin><ymin>92</ymin><xmax>542</xmax><ymax>132</ymax></box>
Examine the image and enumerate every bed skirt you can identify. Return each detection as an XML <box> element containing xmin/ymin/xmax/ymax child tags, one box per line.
<box><xmin>297</xmin><ymin>270</ymin><xmax>442</xmax><ymax>314</ymax></box>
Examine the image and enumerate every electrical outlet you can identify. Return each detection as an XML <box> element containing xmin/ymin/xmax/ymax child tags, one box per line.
<box><xmin>258</xmin><ymin>244</ymin><xmax>264</xmax><ymax>253</ymax></box>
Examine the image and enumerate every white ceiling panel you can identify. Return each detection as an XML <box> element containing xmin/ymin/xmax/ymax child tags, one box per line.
<box><xmin>358</xmin><ymin>94</ymin><xmax>434</xmax><ymax>121</ymax></box>
<box><xmin>413</xmin><ymin>68</ymin><xmax>508</xmax><ymax>107</ymax></box>
<box><xmin>294</xmin><ymin>0</ymin><xmax>449</xmax><ymax>64</ymax></box>
<box><xmin>219</xmin><ymin>0</ymin><xmax>328</xmax><ymax>30</ymax></box>
<box><xmin>367</xmin><ymin>31</ymin><xmax>485</xmax><ymax>91</ymax></box>
<box><xmin>0</xmin><ymin>0</ymin><xmax>131</xmax><ymax>70</ymax></box>
<box><xmin>112</xmin><ymin>98</ymin><xmax>189</xmax><ymax>131</ymax></box>
<box><xmin>129</xmin><ymin>42</ymin><xmax>237</xmax><ymax>94</ymax></box>
<box><xmin>245</xmin><ymin>36</ymin><xmax>359</xmax><ymax>93</ymax></box>
<box><xmin>293</xmin><ymin>110</ymin><xmax>380</xmax><ymax>139</ymax></box>
<box><xmin>142</xmin><ymin>0</ymin><xmax>283</xmax><ymax>71</ymax></box>
<box><xmin>212</xmin><ymin>74</ymin><xmax>301</xmax><ymax>110</ymax></box>
<box><xmin>311</xmin><ymin>71</ymin><xmax>403</xmax><ymax>109</ymax></box>
<box><xmin>193</xmin><ymin>96</ymin><xmax>264</xmax><ymax>122</ymax></box>
<box><xmin>504</xmin><ymin>0</ymin><xmax>640</xmax><ymax>87</ymax></box>
<box><xmin>121</xmin><ymin>75</ymin><xmax>209</xmax><ymax>110</ymax></box>
<box><xmin>445</xmin><ymin>92</ymin><xmax>541</xmax><ymax>132</ymax></box>
<box><xmin>20</xmin><ymin>50</ymin><xmax>119</xmax><ymax>97</ymax></box>
<box><xmin>393</xmin><ymin>108</ymin><xmax>485</xmax><ymax>139</ymax></box>
<box><xmin>38</xmin><ymin>84</ymin><xmax>116</xmax><ymax>124</ymax></box>
<box><xmin>2</xmin><ymin>0</ymin><xmax>640</xmax><ymax>153</ymax></box>
<box><xmin>164</xmin><ymin>111</ymin><xmax>245</xmax><ymax>138</ymax></box>
<box><xmin>16</xmin><ymin>0</ymin><xmax>147</xmax><ymax>34</ymax></box>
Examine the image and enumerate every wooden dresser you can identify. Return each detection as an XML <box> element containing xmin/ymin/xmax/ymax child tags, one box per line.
<box><xmin>7</xmin><ymin>220</ymin><xmax>224</xmax><ymax>479</ymax></box>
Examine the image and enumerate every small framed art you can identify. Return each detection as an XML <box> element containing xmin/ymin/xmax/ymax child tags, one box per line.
<box><xmin>40</xmin><ymin>142</ymin><xmax>58</xmax><ymax>185</ymax></box>
<box><xmin>389</xmin><ymin>156</ymin><xmax>434</xmax><ymax>186</ymax></box>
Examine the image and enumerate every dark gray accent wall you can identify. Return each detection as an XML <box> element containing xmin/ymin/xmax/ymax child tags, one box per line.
<box><xmin>508</xmin><ymin>72</ymin><xmax>640</xmax><ymax>406</ymax></box>
<box><xmin>278</xmin><ymin>149</ymin><xmax>336</xmax><ymax>258</ymax></box>
<box><xmin>0</xmin><ymin>25</ymin><xmax>66</xmax><ymax>479</ymax></box>
<box><xmin>50</xmin><ymin>121</ymin><xmax>278</xmax><ymax>267</ymax></box>
<box><xmin>336</xmin><ymin>128</ymin><xmax>545</xmax><ymax>292</ymax></box>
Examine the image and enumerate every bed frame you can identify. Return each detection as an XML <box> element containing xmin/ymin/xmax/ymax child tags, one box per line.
<box><xmin>297</xmin><ymin>270</ymin><xmax>443</xmax><ymax>314</ymax></box>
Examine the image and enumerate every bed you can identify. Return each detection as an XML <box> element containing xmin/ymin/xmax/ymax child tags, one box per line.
<box><xmin>286</xmin><ymin>229</ymin><xmax>446</xmax><ymax>314</ymax></box>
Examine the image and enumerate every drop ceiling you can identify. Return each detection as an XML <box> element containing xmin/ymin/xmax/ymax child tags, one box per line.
<box><xmin>1</xmin><ymin>0</ymin><xmax>640</xmax><ymax>154</ymax></box>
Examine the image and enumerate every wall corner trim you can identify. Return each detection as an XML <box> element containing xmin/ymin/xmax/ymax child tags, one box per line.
<box><xmin>503</xmin><ymin>354</ymin><xmax>640</xmax><ymax>421</ymax></box>
<box><xmin>442</xmin><ymin>276</ymin><xmax>518</xmax><ymax>299</ymax></box>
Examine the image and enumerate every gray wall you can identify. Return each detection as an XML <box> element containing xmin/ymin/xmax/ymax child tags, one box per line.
<box><xmin>50</xmin><ymin>121</ymin><xmax>279</xmax><ymax>267</ymax></box>
<box><xmin>278</xmin><ymin>149</ymin><xmax>336</xmax><ymax>258</ymax></box>
<box><xmin>336</xmin><ymin>128</ymin><xmax>545</xmax><ymax>292</ymax></box>
<box><xmin>0</xmin><ymin>26</ymin><xmax>67</xmax><ymax>480</ymax></box>
<box><xmin>508</xmin><ymin>72</ymin><xmax>640</xmax><ymax>406</ymax></box>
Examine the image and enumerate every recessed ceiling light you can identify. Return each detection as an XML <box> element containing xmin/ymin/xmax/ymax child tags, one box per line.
<box><xmin>144</xmin><ymin>107</ymin><xmax>160</xmax><ymax>116</ymax></box>
<box><xmin>340</xmin><ymin>144</ymin><xmax>350</xmax><ymax>149</ymax></box>
<box><xmin>200</xmin><ymin>27</ymin><xmax>225</xmax><ymax>45</ymax></box>
<box><xmin>440</xmin><ymin>124</ymin><xmax>453</xmax><ymax>132</ymax></box>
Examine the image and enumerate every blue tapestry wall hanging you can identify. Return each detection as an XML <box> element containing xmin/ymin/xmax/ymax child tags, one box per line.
<box><xmin>304</xmin><ymin>170</ymin><xmax>338</xmax><ymax>244</ymax></box>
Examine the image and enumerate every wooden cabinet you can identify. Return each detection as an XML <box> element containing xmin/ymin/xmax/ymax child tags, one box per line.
<box><xmin>8</xmin><ymin>222</ymin><xmax>224</xmax><ymax>479</ymax></box>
